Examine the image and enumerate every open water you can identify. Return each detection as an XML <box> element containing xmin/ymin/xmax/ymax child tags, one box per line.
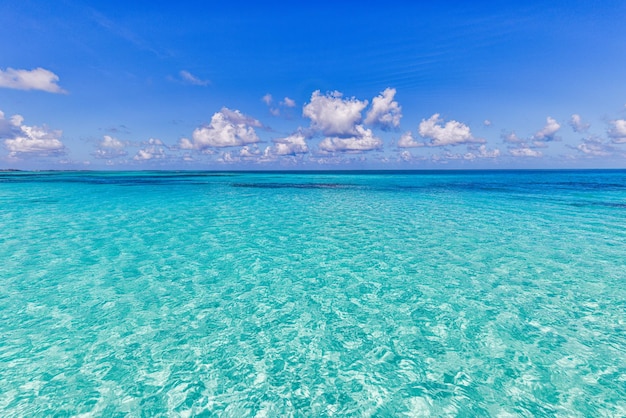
<box><xmin>1</xmin><ymin>170</ymin><xmax>625</xmax><ymax>416</ymax></box>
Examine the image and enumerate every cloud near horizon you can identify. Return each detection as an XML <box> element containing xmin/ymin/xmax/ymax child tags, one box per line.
<box><xmin>0</xmin><ymin>68</ymin><xmax>67</xmax><ymax>93</ymax></box>
<box><xmin>272</xmin><ymin>132</ymin><xmax>309</xmax><ymax>156</ymax></box>
<box><xmin>570</xmin><ymin>114</ymin><xmax>590</xmax><ymax>133</ymax></box>
<box><xmin>184</xmin><ymin>108</ymin><xmax>261</xmax><ymax>149</ymax></box>
<box><xmin>1</xmin><ymin>111</ymin><xmax>65</xmax><ymax>156</ymax></box>
<box><xmin>3</xmin><ymin>81</ymin><xmax>625</xmax><ymax>167</ymax></box>
<box><xmin>532</xmin><ymin>116</ymin><xmax>561</xmax><ymax>142</ymax></box>
<box><xmin>318</xmin><ymin>125</ymin><xmax>382</xmax><ymax>153</ymax></box>
<box><xmin>397</xmin><ymin>131</ymin><xmax>423</xmax><ymax>148</ymax></box>
<box><xmin>92</xmin><ymin>135</ymin><xmax>128</xmax><ymax>159</ymax></box>
<box><xmin>418</xmin><ymin>114</ymin><xmax>482</xmax><ymax>146</ymax></box>
<box><xmin>608</xmin><ymin>119</ymin><xmax>626</xmax><ymax>144</ymax></box>
<box><xmin>134</xmin><ymin>145</ymin><xmax>166</xmax><ymax>161</ymax></box>
<box><xmin>509</xmin><ymin>147</ymin><xmax>542</xmax><ymax>157</ymax></box>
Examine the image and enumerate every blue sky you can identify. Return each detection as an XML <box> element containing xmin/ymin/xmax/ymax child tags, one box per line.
<box><xmin>1</xmin><ymin>0</ymin><xmax>626</xmax><ymax>170</ymax></box>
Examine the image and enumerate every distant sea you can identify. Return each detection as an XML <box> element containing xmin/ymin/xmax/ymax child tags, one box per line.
<box><xmin>1</xmin><ymin>170</ymin><xmax>625</xmax><ymax>416</ymax></box>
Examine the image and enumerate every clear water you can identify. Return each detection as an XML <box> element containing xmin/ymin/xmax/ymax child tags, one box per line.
<box><xmin>1</xmin><ymin>170</ymin><xmax>625</xmax><ymax>416</ymax></box>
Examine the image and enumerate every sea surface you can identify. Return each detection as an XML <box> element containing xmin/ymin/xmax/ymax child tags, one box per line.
<box><xmin>1</xmin><ymin>170</ymin><xmax>625</xmax><ymax>416</ymax></box>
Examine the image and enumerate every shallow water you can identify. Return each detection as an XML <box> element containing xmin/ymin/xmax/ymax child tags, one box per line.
<box><xmin>1</xmin><ymin>170</ymin><xmax>625</xmax><ymax>416</ymax></box>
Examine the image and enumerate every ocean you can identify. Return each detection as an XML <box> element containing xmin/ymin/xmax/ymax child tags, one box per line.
<box><xmin>1</xmin><ymin>170</ymin><xmax>625</xmax><ymax>416</ymax></box>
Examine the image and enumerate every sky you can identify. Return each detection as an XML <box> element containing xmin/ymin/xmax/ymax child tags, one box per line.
<box><xmin>1</xmin><ymin>0</ymin><xmax>626</xmax><ymax>170</ymax></box>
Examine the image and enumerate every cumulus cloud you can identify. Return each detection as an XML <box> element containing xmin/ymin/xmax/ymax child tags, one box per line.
<box><xmin>364</xmin><ymin>88</ymin><xmax>402</xmax><ymax>129</ymax></box>
<box><xmin>397</xmin><ymin>131</ymin><xmax>423</xmax><ymax>148</ymax></box>
<box><xmin>319</xmin><ymin>125</ymin><xmax>382</xmax><ymax>153</ymax></box>
<box><xmin>400</xmin><ymin>150</ymin><xmax>413</xmax><ymax>161</ymax></box>
<box><xmin>1</xmin><ymin>111</ymin><xmax>65</xmax><ymax>156</ymax></box>
<box><xmin>569</xmin><ymin>114</ymin><xmax>589</xmax><ymax>133</ymax></box>
<box><xmin>465</xmin><ymin>144</ymin><xmax>501</xmax><ymax>159</ymax></box>
<box><xmin>608</xmin><ymin>119</ymin><xmax>626</xmax><ymax>143</ymax></box>
<box><xmin>92</xmin><ymin>135</ymin><xmax>127</xmax><ymax>159</ymax></box>
<box><xmin>418</xmin><ymin>114</ymin><xmax>482</xmax><ymax>146</ymax></box>
<box><xmin>178</xmin><ymin>137</ymin><xmax>194</xmax><ymax>149</ymax></box>
<box><xmin>189</xmin><ymin>108</ymin><xmax>261</xmax><ymax>149</ymax></box>
<box><xmin>179</xmin><ymin>70</ymin><xmax>210</xmax><ymax>86</ymax></box>
<box><xmin>281</xmin><ymin>97</ymin><xmax>296</xmax><ymax>108</ymax></box>
<box><xmin>303</xmin><ymin>90</ymin><xmax>368</xmax><ymax>136</ymax></box>
<box><xmin>483</xmin><ymin>119</ymin><xmax>492</xmax><ymax>127</ymax></box>
<box><xmin>0</xmin><ymin>67</ymin><xmax>67</xmax><ymax>93</ymax></box>
<box><xmin>272</xmin><ymin>132</ymin><xmax>309</xmax><ymax>155</ymax></box>
<box><xmin>501</xmin><ymin>132</ymin><xmax>524</xmax><ymax>144</ymax></box>
<box><xmin>219</xmin><ymin>107</ymin><xmax>262</xmax><ymax>127</ymax></box>
<box><xmin>502</xmin><ymin>132</ymin><xmax>523</xmax><ymax>143</ymax></box>
<box><xmin>572</xmin><ymin>136</ymin><xmax>623</xmax><ymax>158</ymax></box>
<box><xmin>576</xmin><ymin>142</ymin><xmax>611</xmax><ymax>157</ymax></box>
<box><xmin>218</xmin><ymin>151</ymin><xmax>238</xmax><ymax>163</ymax></box>
<box><xmin>93</xmin><ymin>149</ymin><xmax>125</xmax><ymax>159</ymax></box>
<box><xmin>134</xmin><ymin>146</ymin><xmax>165</xmax><ymax>161</ymax></box>
<box><xmin>143</xmin><ymin>137</ymin><xmax>164</xmax><ymax>146</ymax></box>
<box><xmin>533</xmin><ymin>116</ymin><xmax>560</xmax><ymax>141</ymax></box>
<box><xmin>509</xmin><ymin>148</ymin><xmax>542</xmax><ymax>157</ymax></box>
<box><xmin>0</xmin><ymin>111</ymin><xmax>15</xmax><ymax>136</ymax></box>
<box><xmin>101</xmin><ymin>135</ymin><xmax>126</xmax><ymax>148</ymax></box>
<box><xmin>239</xmin><ymin>145</ymin><xmax>261</xmax><ymax>158</ymax></box>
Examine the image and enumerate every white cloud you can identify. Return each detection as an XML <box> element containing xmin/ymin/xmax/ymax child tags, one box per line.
<box><xmin>576</xmin><ymin>142</ymin><xmax>610</xmax><ymax>156</ymax></box>
<box><xmin>509</xmin><ymin>148</ymin><xmax>542</xmax><ymax>157</ymax></box>
<box><xmin>364</xmin><ymin>88</ymin><xmax>402</xmax><ymax>129</ymax></box>
<box><xmin>101</xmin><ymin>135</ymin><xmax>125</xmax><ymax>148</ymax></box>
<box><xmin>303</xmin><ymin>90</ymin><xmax>368</xmax><ymax>136</ymax></box>
<box><xmin>134</xmin><ymin>146</ymin><xmax>165</xmax><ymax>161</ymax></box>
<box><xmin>179</xmin><ymin>70</ymin><xmax>209</xmax><ymax>86</ymax></box>
<box><xmin>0</xmin><ymin>67</ymin><xmax>67</xmax><ymax>93</ymax></box>
<box><xmin>431</xmin><ymin>151</ymin><xmax>463</xmax><ymax>161</ymax></box>
<box><xmin>93</xmin><ymin>135</ymin><xmax>127</xmax><ymax>159</ymax></box>
<box><xmin>281</xmin><ymin>97</ymin><xmax>296</xmax><ymax>108</ymax></box>
<box><xmin>319</xmin><ymin>125</ymin><xmax>382</xmax><ymax>153</ymax></box>
<box><xmin>218</xmin><ymin>151</ymin><xmax>238</xmax><ymax>163</ymax></box>
<box><xmin>418</xmin><ymin>114</ymin><xmax>481</xmax><ymax>146</ymax></box>
<box><xmin>466</xmin><ymin>144</ymin><xmax>501</xmax><ymax>159</ymax></box>
<box><xmin>483</xmin><ymin>119</ymin><xmax>492</xmax><ymax>127</ymax></box>
<box><xmin>0</xmin><ymin>111</ymin><xmax>16</xmax><ymax>136</ymax></box>
<box><xmin>572</xmin><ymin>136</ymin><xmax>620</xmax><ymax>158</ymax></box>
<box><xmin>569</xmin><ymin>114</ymin><xmax>589</xmax><ymax>133</ymax></box>
<box><xmin>502</xmin><ymin>132</ymin><xmax>523</xmax><ymax>143</ymax></box>
<box><xmin>264</xmin><ymin>95</ymin><xmax>297</xmax><ymax>116</ymax></box>
<box><xmin>219</xmin><ymin>107</ymin><xmax>262</xmax><ymax>127</ymax></box>
<box><xmin>608</xmin><ymin>119</ymin><xmax>626</xmax><ymax>143</ymax></box>
<box><xmin>93</xmin><ymin>149</ymin><xmax>126</xmax><ymax>159</ymax></box>
<box><xmin>262</xmin><ymin>94</ymin><xmax>273</xmax><ymax>105</ymax></box>
<box><xmin>239</xmin><ymin>146</ymin><xmax>261</xmax><ymax>158</ymax></box>
<box><xmin>533</xmin><ymin>116</ymin><xmax>560</xmax><ymax>141</ymax></box>
<box><xmin>397</xmin><ymin>131</ymin><xmax>423</xmax><ymax>148</ymax></box>
<box><xmin>143</xmin><ymin>137</ymin><xmax>164</xmax><ymax>146</ymax></box>
<box><xmin>400</xmin><ymin>150</ymin><xmax>413</xmax><ymax>161</ymax></box>
<box><xmin>272</xmin><ymin>132</ymin><xmax>309</xmax><ymax>155</ymax></box>
<box><xmin>190</xmin><ymin>108</ymin><xmax>261</xmax><ymax>149</ymax></box>
<box><xmin>1</xmin><ymin>111</ymin><xmax>65</xmax><ymax>155</ymax></box>
<box><xmin>178</xmin><ymin>137</ymin><xmax>194</xmax><ymax>149</ymax></box>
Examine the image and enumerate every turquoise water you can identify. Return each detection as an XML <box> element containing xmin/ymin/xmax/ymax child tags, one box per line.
<box><xmin>1</xmin><ymin>170</ymin><xmax>625</xmax><ymax>416</ymax></box>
